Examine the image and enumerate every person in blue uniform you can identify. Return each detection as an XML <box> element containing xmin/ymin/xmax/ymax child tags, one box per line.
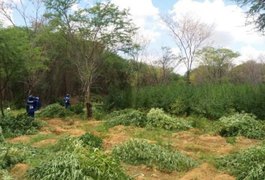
<box><xmin>64</xmin><ymin>94</ymin><xmax>71</xmax><ymax>109</ymax></box>
<box><xmin>34</xmin><ymin>96</ymin><xmax>41</xmax><ymax>110</ymax></box>
<box><xmin>26</xmin><ymin>95</ymin><xmax>36</xmax><ymax>117</ymax></box>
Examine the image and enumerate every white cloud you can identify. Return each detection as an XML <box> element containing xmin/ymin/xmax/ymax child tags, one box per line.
<box><xmin>234</xmin><ymin>46</ymin><xmax>265</xmax><ymax>64</ymax></box>
<box><xmin>0</xmin><ymin>0</ymin><xmax>15</xmax><ymax>27</ymax></box>
<box><xmin>171</xmin><ymin>0</ymin><xmax>265</xmax><ymax>59</ymax></box>
<box><xmin>111</xmin><ymin>0</ymin><xmax>161</xmax><ymax>42</ymax></box>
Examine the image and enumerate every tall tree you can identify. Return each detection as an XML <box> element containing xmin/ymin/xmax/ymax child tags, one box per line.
<box><xmin>198</xmin><ymin>47</ymin><xmax>239</xmax><ymax>83</ymax></box>
<box><xmin>229</xmin><ymin>60</ymin><xmax>265</xmax><ymax>84</ymax></box>
<box><xmin>162</xmin><ymin>15</ymin><xmax>213</xmax><ymax>84</ymax></box>
<box><xmin>155</xmin><ymin>46</ymin><xmax>179</xmax><ymax>83</ymax></box>
<box><xmin>44</xmin><ymin>0</ymin><xmax>137</xmax><ymax>118</ymax></box>
<box><xmin>0</xmin><ymin>27</ymin><xmax>42</xmax><ymax>116</ymax></box>
<box><xmin>235</xmin><ymin>0</ymin><xmax>265</xmax><ymax>33</ymax></box>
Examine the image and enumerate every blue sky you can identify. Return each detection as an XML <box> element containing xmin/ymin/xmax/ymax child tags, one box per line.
<box><xmin>1</xmin><ymin>0</ymin><xmax>264</xmax><ymax>74</ymax></box>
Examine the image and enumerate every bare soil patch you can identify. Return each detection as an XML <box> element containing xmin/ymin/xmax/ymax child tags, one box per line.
<box><xmin>172</xmin><ymin>129</ymin><xmax>259</xmax><ymax>157</ymax></box>
<box><xmin>180</xmin><ymin>163</ymin><xmax>235</xmax><ymax>180</ymax></box>
<box><xmin>10</xmin><ymin>163</ymin><xmax>29</xmax><ymax>180</ymax></box>
<box><xmin>124</xmin><ymin>164</ymin><xmax>180</xmax><ymax>180</ymax></box>
<box><xmin>8</xmin><ymin>135</ymin><xmax>31</xmax><ymax>144</ymax></box>
<box><xmin>32</xmin><ymin>138</ymin><xmax>57</xmax><ymax>147</ymax></box>
<box><xmin>103</xmin><ymin>125</ymin><xmax>132</xmax><ymax>150</ymax></box>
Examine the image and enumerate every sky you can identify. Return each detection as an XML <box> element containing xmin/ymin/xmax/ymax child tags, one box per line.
<box><xmin>1</xmin><ymin>0</ymin><xmax>265</xmax><ymax>74</ymax></box>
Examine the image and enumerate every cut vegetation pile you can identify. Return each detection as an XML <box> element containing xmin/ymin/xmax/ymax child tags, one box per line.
<box><xmin>217</xmin><ymin>143</ymin><xmax>265</xmax><ymax>179</ymax></box>
<box><xmin>217</xmin><ymin>113</ymin><xmax>265</xmax><ymax>139</ymax></box>
<box><xmin>28</xmin><ymin>137</ymin><xmax>130</xmax><ymax>180</ymax></box>
<box><xmin>0</xmin><ymin>114</ymin><xmax>42</xmax><ymax>138</ymax></box>
<box><xmin>38</xmin><ymin>103</ymin><xmax>74</xmax><ymax>118</ymax></box>
<box><xmin>146</xmin><ymin>108</ymin><xmax>192</xmax><ymax>131</ymax></box>
<box><xmin>112</xmin><ymin>139</ymin><xmax>197</xmax><ymax>172</ymax></box>
<box><xmin>105</xmin><ymin>109</ymin><xmax>147</xmax><ymax>128</ymax></box>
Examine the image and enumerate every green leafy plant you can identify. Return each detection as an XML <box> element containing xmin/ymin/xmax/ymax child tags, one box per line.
<box><xmin>112</xmin><ymin>139</ymin><xmax>197</xmax><ymax>172</ymax></box>
<box><xmin>0</xmin><ymin>126</ymin><xmax>4</xmax><ymax>142</ymax></box>
<box><xmin>0</xmin><ymin>113</ymin><xmax>42</xmax><ymax>137</ymax></box>
<box><xmin>0</xmin><ymin>169</ymin><xmax>13</xmax><ymax>180</ymax></box>
<box><xmin>105</xmin><ymin>109</ymin><xmax>147</xmax><ymax>128</ymax></box>
<box><xmin>28</xmin><ymin>137</ymin><xmax>130</xmax><ymax>180</ymax></box>
<box><xmin>69</xmin><ymin>103</ymin><xmax>84</xmax><ymax>115</ymax></box>
<box><xmin>79</xmin><ymin>133</ymin><xmax>103</xmax><ymax>149</ymax></box>
<box><xmin>217</xmin><ymin>113</ymin><xmax>265</xmax><ymax>139</ymax></box>
<box><xmin>216</xmin><ymin>143</ymin><xmax>265</xmax><ymax>179</ymax></box>
<box><xmin>38</xmin><ymin>103</ymin><xmax>74</xmax><ymax>118</ymax></box>
<box><xmin>146</xmin><ymin>108</ymin><xmax>192</xmax><ymax>131</ymax></box>
<box><xmin>0</xmin><ymin>144</ymin><xmax>33</xmax><ymax>169</ymax></box>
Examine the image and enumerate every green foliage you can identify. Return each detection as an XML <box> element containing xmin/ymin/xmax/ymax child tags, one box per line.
<box><xmin>216</xmin><ymin>143</ymin><xmax>265</xmax><ymax>179</ymax></box>
<box><xmin>132</xmin><ymin>83</ymin><xmax>181</xmax><ymax>111</ymax></box>
<box><xmin>69</xmin><ymin>103</ymin><xmax>84</xmax><ymax>115</ymax></box>
<box><xmin>79</xmin><ymin>133</ymin><xmax>103</xmax><ymax>149</ymax></box>
<box><xmin>190</xmin><ymin>84</ymin><xmax>235</xmax><ymax>119</ymax></box>
<box><xmin>92</xmin><ymin>104</ymin><xmax>106</xmax><ymax>120</ymax></box>
<box><xmin>112</xmin><ymin>139</ymin><xmax>197</xmax><ymax>172</ymax></box>
<box><xmin>217</xmin><ymin>113</ymin><xmax>265</xmax><ymax>139</ymax></box>
<box><xmin>124</xmin><ymin>83</ymin><xmax>265</xmax><ymax>119</ymax></box>
<box><xmin>38</xmin><ymin>103</ymin><xmax>74</xmax><ymax>118</ymax></box>
<box><xmin>0</xmin><ymin>113</ymin><xmax>42</xmax><ymax>137</ymax></box>
<box><xmin>0</xmin><ymin>126</ymin><xmax>4</xmax><ymax>142</ymax></box>
<box><xmin>0</xmin><ymin>169</ymin><xmax>13</xmax><ymax>180</ymax></box>
<box><xmin>146</xmin><ymin>108</ymin><xmax>192</xmax><ymax>131</ymax></box>
<box><xmin>105</xmin><ymin>109</ymin><xmax>147</xmax><ymax>128</ymax></box>
<box><xmin>28</xmin><ymin>137</ymin><xmax>130</xmax><ymax>180</ymax></box>
<box><xmin>0</xmin><ymin>143</ymin><xmax>33</xmax><ymax>169</ymax></box>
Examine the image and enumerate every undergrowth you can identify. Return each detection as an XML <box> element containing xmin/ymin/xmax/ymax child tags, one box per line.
<box><xmin>28</xmin><ymin>137</ymin><xmax>130</xmax><ymax>180</ymax></box>
<box><xmin>217</xmin><ymin>113</ymin><xmax>265</xmax><ymax>139</ymax></box>
<box><xmin>216</xmin><ymin>143</ymin><xmax>265</xmax><ymax>179</ymax></box>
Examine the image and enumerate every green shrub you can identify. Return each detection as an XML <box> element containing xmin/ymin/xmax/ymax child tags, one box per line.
<box><xmin>79</xmin><ymin>133</ymin><xmax>103</xmax><ymax>149</ymax></box>
<box><xmin>105</xmin><ymin>109</ymin><xmax>147</xmax><ymax>128</ymax></box>
<box><xmin>28</xmin><ymin>137</ymin><xmax>130</xmax><ymax>180</ymax></box>
<box><xmin>146</xmin><ymin>108</ymin><xmax>192</xmax><ymax>131</ymax></box>
<box><xmin>122</xmin><ymin>83</ymin><xmax>265</xmax><ymax>119</ymax></box>
<box><xmin>0</xmin><ymin>127</ymin><xmax>4</xmax><ymax>142</ymax></box>
<box><xmin>216</xmin><ymin>143</ymin><xmax>265</xmax><ymax>179</ymax></box>
<box><xmin>69</xmin><ymin>103</ymin><xmax>84</xmax><ymax>115</ymax></box>
<box><xmin>112</xmin><ymin>139</ymin><xmax>197</xmax><ymax>172</ymax></box>
<box><xmin>190</xmin><ymin>84</ymin><xmax>235</xmax><ymax>119</ymax></box>
<box><xmin>0</xmin><ymin>144</ymin><xmax>32</xmax><ymax>169</ymax></box>
<box><xmin>92</xmin><ymin>104</ymin><xmax>106</xmax><ymax>120</ymax></box>
<box><xmin>38</xmin><ymin>103</ymin><xmax>74</xmax><ymax>118</ymax></box>
<box><xmin>0</xmin><ymin>169</ymin><xmax>13</xmax><ymax>180</ymax></box>
<box><xmin>0</xmin><ymin>114</ymin><xmax>42</xmax><ymax>137</ymax></box>
<box><xmin>217</xmin><ymin>113</ymin><xmax>265</xmax><ymax>139</ymax></box>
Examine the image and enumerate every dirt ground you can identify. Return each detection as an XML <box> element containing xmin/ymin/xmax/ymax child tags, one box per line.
<box><xmin>7</xmin><ymin>119</ymin><xmax>260</xmax><ymax>179</ymax></box>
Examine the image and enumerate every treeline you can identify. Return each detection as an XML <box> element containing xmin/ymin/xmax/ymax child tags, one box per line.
<box><xmin>1</xmin><ymin>0</ymin><xmax>265</xmax><ymax>119</ymax></box>
<box><xmin>1</xmin><ymin>24</ymin><xmax>265</xmax><ymax>120</ymax></box>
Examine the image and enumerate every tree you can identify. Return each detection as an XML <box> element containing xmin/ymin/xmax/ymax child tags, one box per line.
<box><xmin>0</xmin><ymin>0</ymin><xmax>47</xmax><ymax>95</ymax></box>
<box><xmin>44</xmin><ymin>0</ymin><xmax>137</xmax><ymax>118</ymax></box>
<box><xmin>162</xmin><ymin>15</ymin><xmax>213</xmax><ymax>84</ymax></box>
<box><xmin>229</xmin><ymin>60</ymin><xmax>265</xmax><ymax>84</ymax></box>
<box><xmin>235</xmin><ymin>0</ymin><xmax>265</xmax><ymax>33</ymax></box>
<box><xmin>155</xmin><ymin>46</ymin><xmax>179</xmax><ymax>83</ymax></box>
<box><xmin>197</xmin><ymin>47</ymin><xmax>239</xmax><ymax>83</ymax></box>
<box><xmin>0</xmin><ymin>27</ymin><xmax>42</xmax><ymax>116</ymax></box>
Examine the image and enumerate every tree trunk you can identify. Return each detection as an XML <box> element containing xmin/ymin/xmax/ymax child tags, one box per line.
<box><xmin>85</xmin><ymin>85</ymin><xmax>93</xmax><ymax>119</ymax></box>
<box><xmin>186</xmin><ymin>70</ymin><xmax>191</xmax><ymax>84</ymax></box>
